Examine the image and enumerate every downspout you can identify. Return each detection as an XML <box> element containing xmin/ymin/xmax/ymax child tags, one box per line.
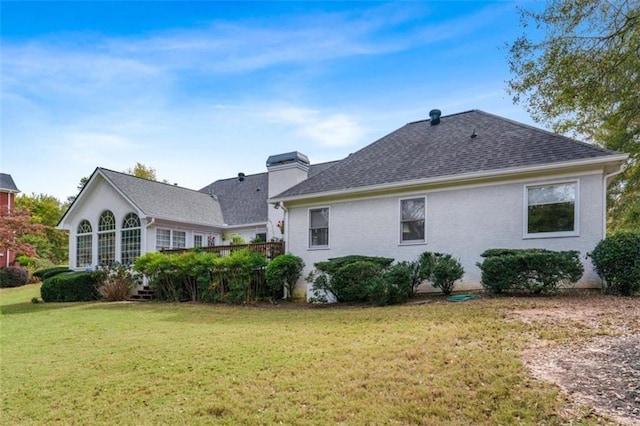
<box><xmin>602</xmin><ymin>162</ymin><xmax>626</xmax><ymax>238</ymax></box>
<box><xmin>278</xmin><ymin>202</ymin><xmax>289</xmax><ymax>251</ymax></box>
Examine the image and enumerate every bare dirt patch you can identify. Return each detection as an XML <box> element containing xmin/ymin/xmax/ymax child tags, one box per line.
<box><xmin>511</xmin><ymin>293</ymin><xmax>640</xmax><ymax>425</ymax></box>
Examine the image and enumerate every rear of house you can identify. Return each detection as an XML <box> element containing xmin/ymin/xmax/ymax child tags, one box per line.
<box><xmin>270</xmin><ymin>110</ymin><xmax>628</xmax><ymax>298</ymax></box>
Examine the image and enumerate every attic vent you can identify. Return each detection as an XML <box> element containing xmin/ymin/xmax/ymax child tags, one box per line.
<box><xmin>429</xmin><ymin>109</ymin><xmax>441</xmax><ymax>125</ymax></box>
<box><xmin>238</xmin><ymin>172</ymin><xmax>245</xmax><ymax>182</ymax></box>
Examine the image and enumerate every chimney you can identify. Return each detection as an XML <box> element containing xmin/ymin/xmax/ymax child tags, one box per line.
<box><xmin>266</xmin><ymin>151</ymin><xmax>310</xmax><ymax>241</ymax></box>
<box><xmin>429</xmin><ymin>109</ymin><xmax>441</xmax><ymax>125</ymax></box>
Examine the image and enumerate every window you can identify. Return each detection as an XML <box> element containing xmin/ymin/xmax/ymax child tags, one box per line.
<box><xmin>525</xmin><ymin>181</ymin><xmax>578</xmax><ymax>237</ymax></box>
<box><xmin>309</xmin><ymin>208</ymin><xmax>329</xmax><ymax>248</ymax></box>
<box><xmin>98</xmin><ymin>211</ymin><xmax>116</xmax><ymax>265</ymax></box>
<box><xmin>156</xmin><ymin>229</ymin><xmax>171</xmax><ymax>251</ymax></box>
<box><xmin>173</xmin><ymin>231</ymin><xmax>186</xmax><ymax>248</ymax></box>
<box><xmin>121</xmin><ymin>213</ymin><xmax>141</xmax><ymax>265</ymax></box>
<box><xmin>76</xmin><ymin>220</ymin><xmax>92</xmax><ymax>267</ymax></box>
<box><xmin>400</xmin><ymin>197</ymin><xmax>426</xmax><ymax>243</ymax></box>
<box><xmin>156</xmin><ymin>229</ymin><xmax>186</xmax><ymax>250</ymax></box>
<box><xmin>193</xmin><ymin>234</ymin><xmax>203</xmax><ymax>248</ymax></box>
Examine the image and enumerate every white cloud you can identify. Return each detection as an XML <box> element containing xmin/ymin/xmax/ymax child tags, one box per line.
<box><xmin>260</xmin><ymin>105</ymin><xmax>368</xmax><ymax>147</ymax></box>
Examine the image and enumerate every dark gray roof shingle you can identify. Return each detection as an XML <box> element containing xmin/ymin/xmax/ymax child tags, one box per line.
<box><xmin>274</xmin><ymin>110</ymin><xmax>622</xmax><ymax>199</ymax></box>
<box><xmin>0</xmin><ymin>173</ymin><xmax>19</xmax><ymax>193</ymax></box>
<box><xmin>99</xmin><ymin>168</ymin><xmax>224</xmax><ymax>226</ymax></box>
<box><xmin>200</xmin><ymin>162</ymin><xmax>338</xmax><ymax>225</ymax></box>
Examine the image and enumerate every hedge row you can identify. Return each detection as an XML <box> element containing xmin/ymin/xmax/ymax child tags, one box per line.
<box><xmin>40</xmin><ymin>272</ymin><xmax>98</xmax><ymax>302</ymax></box>
<box><xmin>477</xmin><ymin>249</ymin><xmax>583</xmax><ymax>294</ymax></box>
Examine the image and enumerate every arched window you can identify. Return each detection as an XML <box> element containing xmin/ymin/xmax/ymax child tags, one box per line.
<box><xmin>76</xmin><ymin>220</ymin><xmax>92</xmax><ymax>267</ymax></box>
<box><xmin>98</xmin><ymin>210</ymin><xmax>116</xmax><ymax>265</ymax></box>
<box><xmin>121</xmin><ymin>213</ymin><xmax>141</xmax><ymax>265</ymax></box>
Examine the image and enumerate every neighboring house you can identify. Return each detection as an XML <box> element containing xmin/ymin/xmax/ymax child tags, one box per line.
<box><xmin>57</xmin><ymin>158</ymin><xmax>334</xmax><ymax>269</ymax></box>
<box><xmin>59</xmin><ymin>109</ymin><xmax>628</xmax><ymax>299</ymax></box>
<box><xmin>0</xmin><ymin>173</ymin><xmax>20</xmax><ymax>267</ymax></box>
<box><xmin>269</xmin><ymin>110</ymin><xmax>628</xmax><ymax>298</ymax></box>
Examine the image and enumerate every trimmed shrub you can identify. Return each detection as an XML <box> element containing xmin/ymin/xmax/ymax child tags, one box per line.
<box><xmin>0</xmin><ymin>267</ymin><xmax>30</xmax><ymax>288</ymax></box>
<box><xmin>368</xmin><ymin>262</ymin><xmax>414</xmax><ymax>306</ymax></box>
<box><xmin>314</xmin><ymin>255</ymin><xmax>394</xmax><ymax>276</ymax></box>
<box><xmin>330</xmin><ymin>261</ymin><xmax>382</xmax><ymax>302</ymax></box>
<box><xmin>477</xmin><ymin>248</ymin><xmax>583</xmax><ymax>294</ymax></box>
<box><xmin>591</xmin><ymin>232</ymin><xmax>640</xmax><ymax>296</ymax></box>
<box><xmin>34</xmin><ymin>267</ymin><xmax>72</xmax><ymax>280</ymax></box>
<box><xmin>418</xmin><ymin>252</ymin><xmax>465</xmax><ymax>296</ymax></box>
<box><xmin>40</xmin><ymin>272</ymin><xmax>98</xmax><ymax>302</ymax></box>
<box><xmin>265</xmin><ymin>254</ymin><xmax>304</xmax><ymax>299</ymax></box>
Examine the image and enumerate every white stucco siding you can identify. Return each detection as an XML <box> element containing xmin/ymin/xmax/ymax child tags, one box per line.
<box><xmin>64</xmin><ymin>176</ymin><xmax>144</xmax><ymax>269</ymax></box>
<box><xmin>287</xmin><ymin>172</ymin><xmax>606</xmax><ymax>298</ymax></box>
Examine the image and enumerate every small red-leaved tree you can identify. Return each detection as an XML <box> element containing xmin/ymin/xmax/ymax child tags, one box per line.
<box><xmin>0</xmin><ymin>208</ymin><xmax>46</xmax><ymax>258</ymax></box>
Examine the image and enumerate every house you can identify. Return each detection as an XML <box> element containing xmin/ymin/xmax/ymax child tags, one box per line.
<box><xmin>58</xmin><ymin>109</ymin><xmax>627</xmax><ymax>298</ymax></box>
<box><xmin>57</xmin><ymin>159</ymin><xmax>334</xmax><ymax>268</ymax></box>
<box><xmin>268</xmin><ymin>110</ymin><xmax>627</xmax><ymax>297</ymax></box>
<box><xmin>0</xmin><ymin>173</ymin><xmax>21</xmax><ymax>267</ymax></box>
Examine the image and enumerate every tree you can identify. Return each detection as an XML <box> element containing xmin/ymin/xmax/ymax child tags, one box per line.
<box><xmin>125</xmin><ymin>163</ymin><xmax>157</xmax><ymax>181</ymax></box>
<box><xmin>507</xmin><ymin>0</ymin><xmax>640</xmax><ymax>231</ymax></box>
<box><xmin>0</xmin><ymin>208</ymin><xmax>46</xmax><ymax>258</ymax></box>
<box><xmin>15</xmin><ymin>194</ymin><xmax>69</xmax><ymax>264</ymax></box>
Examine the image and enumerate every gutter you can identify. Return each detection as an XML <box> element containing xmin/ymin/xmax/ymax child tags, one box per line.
<box><xmin>270</xmin><ymin>154</ymin><xmax>630</xmax><ymax>205</ymax></box>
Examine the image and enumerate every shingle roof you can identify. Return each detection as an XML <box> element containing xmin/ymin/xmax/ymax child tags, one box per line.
<box><xmin>274</xmin><ymin>110</ymin><xmax>622</xmax><ymax>199</ymax></box>
<box><xmin>99</xmin><ymin>168</ymin><xmax>225</xmax><ymax>226</ymax></box>
<box><xmin>200</xmin><ymin>162</ymin><xmax>338</xmax><ymax>225</ymax></box>
<box><xmin>0</xmin><ymin>173</ymin><xmax>19</xmax><ymax>193</ymax></box>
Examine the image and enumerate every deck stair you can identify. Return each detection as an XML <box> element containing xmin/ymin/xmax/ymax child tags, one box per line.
<box><xmin>129</xmin><ymin>286</ymin><xmax>155</xmax><ymax>301</ymax></box>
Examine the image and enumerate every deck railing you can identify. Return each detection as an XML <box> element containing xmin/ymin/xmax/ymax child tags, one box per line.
<box><xmin>160</xmin><ymin>241</ymin><xmax>285</xmax><ymax>261</ymax></box>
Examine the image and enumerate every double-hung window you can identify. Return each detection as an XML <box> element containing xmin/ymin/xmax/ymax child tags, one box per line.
<box><xmin>76</xmin><ymin>220</ymin><xmax>93</xmax><ymax>268</ymax></box>
<box><xmin>525</xmin><ymin>181</ymin><xmax>578</xmax><ymax>237</ymax></box>
<box><xmin>400</xmin><ymin>197</ymin><xmax>426</xmax><ymax>243</ymax></box>
<box><xmin>98</xmin><ymin>210</ymin><xmax>116</xmax><ymax>265</ymax></box>
<box><xmin>309</xmin><ymin>207</ymin><xmax>329</xmax><ymax>248</ymax></box>
<box><xmin>156</xmin><ymin>229</ymin><xmax>186</xmax><ymax>250</ymax></box>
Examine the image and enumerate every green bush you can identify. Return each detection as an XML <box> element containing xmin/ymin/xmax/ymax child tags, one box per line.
<box><xmin>418</xmin><ymin>252</ymin><xmax>465</xmax><ymax>296</ymax></box>
<box><xmin>34</xmin><ymin>267</ymin><xmax>72</xmax><ymax>280</ymax></box>
<box><xmin>265</xmin><ymin>254</ymin><xmax>304</xmax><ymax>299</ymax></box>
<box><xmin>477</xmin><ymin>249</ymin><xmax>583</xmax><ymax>294</ymax></box>
<box><xmin>40</xmin><ymin>272</ymin><xmax>98</xmax><ymax>302</ymax></box>
<box><xmin>314</xmin><ymin>255</ymin><xmax>394</xmax><ymax>276</ymax></box>
<box><xmin>591</xmin><ymin>232</ymin><xmax>640</xmax><ymax>296</ymax></box>
<box><xmin>367</xmin><ymin>262</ymin><xmax>414</xmax><ymax>306</ymax></box>
<box><xmin>0</xmin><ymin>267</ymin><xmax>29</xmax><ymax>288</ymax></box>
<box><xmin>134</xmin><ymin>249</ymin><xmax>270</xmax><ymax>304</ymax></box>
<box><xmin>208</xmin><ymin>249</ymin><xmax>267</xmax><ymax>303</ymax></box>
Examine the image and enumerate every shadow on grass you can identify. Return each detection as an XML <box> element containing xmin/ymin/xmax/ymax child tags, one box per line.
<box><xmin>0</xmin><ymin>301</ymin><xmax>92</xmax><ymax>315</ymax></box>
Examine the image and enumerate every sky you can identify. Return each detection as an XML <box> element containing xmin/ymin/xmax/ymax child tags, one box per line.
<box><xmin>1</xmin><ymin>0</ymin><xmax>541</xmax><ymax>202</ymax></box>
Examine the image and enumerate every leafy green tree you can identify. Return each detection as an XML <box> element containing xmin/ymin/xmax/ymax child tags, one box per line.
<box><xmin>125</xmin><ymin>162</ymin><xmax>157</xmax><ymax>181</ymax></box>
<box><xmin>15</xmin><ymin>194</ymin><xmax>68</xmax><ymax>264</ymax></box>
<box><xmin>507</xmin><ymin>0</ymin><xmax>639</xmax><ymax>231</ymax></box>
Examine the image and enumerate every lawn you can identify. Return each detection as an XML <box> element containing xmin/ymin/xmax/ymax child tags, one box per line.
<box><xmin>0</xmin><ymin>284</ymin><xmax>607</xmax><ymax>425</ymax></box>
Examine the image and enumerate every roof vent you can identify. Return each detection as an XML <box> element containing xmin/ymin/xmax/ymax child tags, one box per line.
<box><xmin>238</xmin><ymin>172</ymin><xmax>245</xmax><ymax>182</ymax></box>
<box><xmin>470</xmin><ymin>129</ymin><xmax>477</xmax><ymax>138</ymax></box>
<box><xmin>429</xmin><ymin>109</ymin><xmax>441</xmax><ymax>125</ymax></box>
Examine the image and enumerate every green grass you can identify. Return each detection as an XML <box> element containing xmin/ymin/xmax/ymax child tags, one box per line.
<box><xmin>1</xmin><ymin>285</ymin><xmax>585</xmax><ymax>425</ymax></box>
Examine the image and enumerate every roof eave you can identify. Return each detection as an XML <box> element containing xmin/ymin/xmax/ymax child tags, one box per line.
<box><xmin>270</xmin><ymin>154</ymin><xmax>629</xmax><ymax>205</ymax></box>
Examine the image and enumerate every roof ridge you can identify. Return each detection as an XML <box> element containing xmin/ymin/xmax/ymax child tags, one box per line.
<box><xmin>98</xmin><ymin>167</ymin><xmax>212</xmax><ymax>195</ymax></box>
<box><xmin>406</xmin><ymin>109</ymin><xmax>479</xmax><ymax>126</ymax></box>
<box><xmin>470</xmin><ymin>110</ymin><xmax>618</xmax><ymax>155</ymax></box>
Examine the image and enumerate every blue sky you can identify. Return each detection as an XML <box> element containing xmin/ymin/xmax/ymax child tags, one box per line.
<box><xmin>1</xmin><ymin>1</ymin><xmax>539</xmax><ymax>202</ymax></box>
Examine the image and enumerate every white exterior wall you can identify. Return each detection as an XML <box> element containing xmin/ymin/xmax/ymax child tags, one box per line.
<box><xmin>63</xmin><ymin>176</ymin><xmax>223</xmax><ymax>269</ymax></box>
<box><xmin>287</xmin><ymin>172</ymin><xmax>606</xmax><ymax>299</ymax></box>
<box><xmin>64</xmin><ymin>176</ymin><xmax>145</xmax><ymax>269</ymax></box>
